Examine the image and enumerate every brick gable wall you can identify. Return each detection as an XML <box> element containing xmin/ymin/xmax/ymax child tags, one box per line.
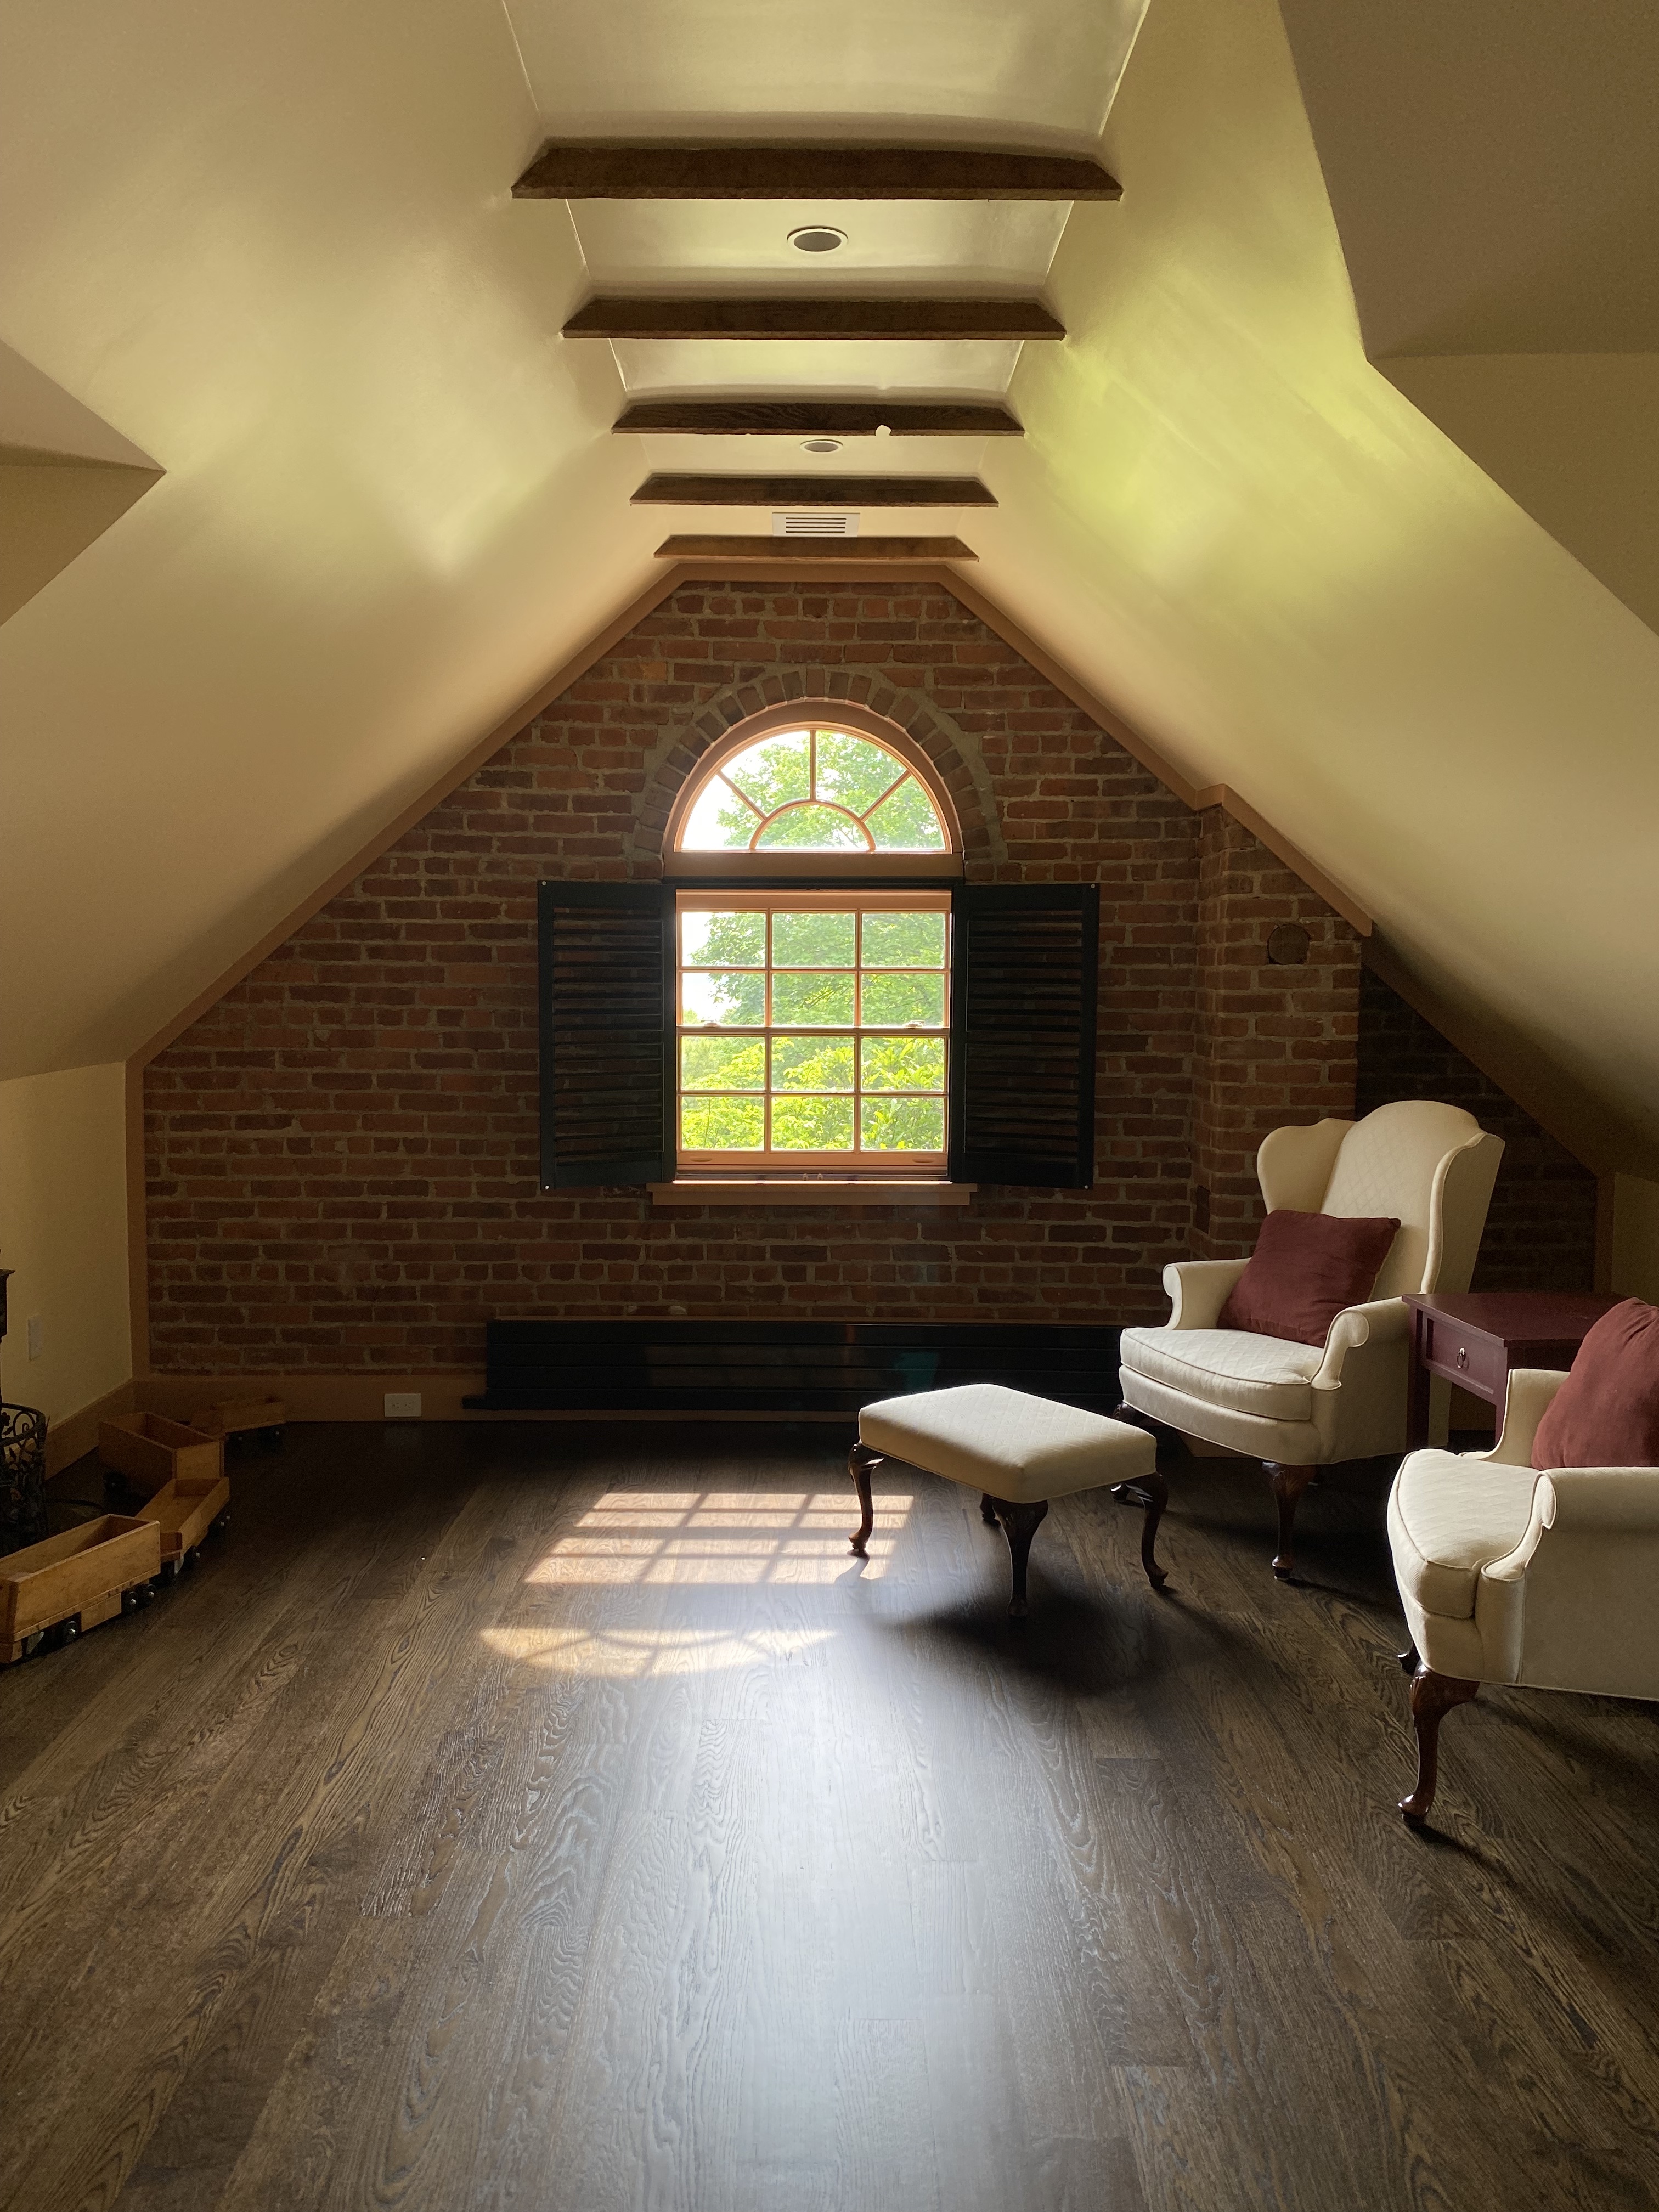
<box><xmin>143</xmin><ymin>582</ymin><xmax>1362</xmax><ymax>1375</ymax></box>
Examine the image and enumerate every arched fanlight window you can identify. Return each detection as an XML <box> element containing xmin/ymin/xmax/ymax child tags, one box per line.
<box><xmin>665</xmin><ymin>704</ymin><xmax>961</xmax><ymax>879</ymax></box>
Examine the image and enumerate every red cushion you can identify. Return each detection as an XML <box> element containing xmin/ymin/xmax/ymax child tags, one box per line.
<box><xmin>1531</xmin><ymin>1298</ymin><xmax>1659</xmax><ymax>1470</ymax></box>
<box><xmin>1216</xmin><ymin>1210</ymin><xmax>1401</xmax><ymax>1347</ymax></box>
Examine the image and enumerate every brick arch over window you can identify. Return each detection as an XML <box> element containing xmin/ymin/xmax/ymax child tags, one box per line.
<box><xmin>631</xmin><ymin>670</ymin><xmax>1005</xmax><ymax>872</ymax></box>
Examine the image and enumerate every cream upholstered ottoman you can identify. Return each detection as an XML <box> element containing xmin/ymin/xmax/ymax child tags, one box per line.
<box><xmin>849</xmin><ymin>1383</ymin><xmax>1169</xmax><ymax>1614</ymax></box>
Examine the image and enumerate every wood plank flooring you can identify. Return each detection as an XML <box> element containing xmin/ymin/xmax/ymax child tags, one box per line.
<box><xmin>3</xmin><ymin>1422</ymin><xmax>1658</xmax><ymax>2212</ymax></box>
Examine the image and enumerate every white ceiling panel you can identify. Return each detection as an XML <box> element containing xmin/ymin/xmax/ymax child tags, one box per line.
<box><xmin>607</xmin><ymin>338</ymin><xmax>1026</xmax><ymax>397</ymax></box>
<box><xmin>504</xmin><ymin>0</ymin><xmax>1148</xmax><ymax>146</ymax></box>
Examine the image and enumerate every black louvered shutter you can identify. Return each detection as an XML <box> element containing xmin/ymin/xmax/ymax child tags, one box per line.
<box><xmin>539</xmin><ymin>883</ymin><xmax>672</xmax><ymax>1188</ymax></box>
<box><xmin>949</xmin><ymin>885</ymin><xmax>1100</xmax><ymax>1187</ymax></box>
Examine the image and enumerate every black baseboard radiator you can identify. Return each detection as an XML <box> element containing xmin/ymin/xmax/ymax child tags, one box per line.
<box><xmin>464</xmin><ymin>1319</ymin><xmax>1124</xmax><ymax>1416</ymax></box>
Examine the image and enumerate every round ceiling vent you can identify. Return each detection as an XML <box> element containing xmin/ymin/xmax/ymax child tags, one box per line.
<box><xmin>788</xmin><ymin>225</ymin><xmax>848</xmax><ymax>254</ymax></box>
<box><xmin>801</xmin><ymin>438</ymin><xmax>843</xmax><ymax>454</ymax></box>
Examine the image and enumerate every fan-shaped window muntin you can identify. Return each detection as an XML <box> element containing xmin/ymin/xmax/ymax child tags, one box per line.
<box><xmin>676</xmin><ymin>725</ymin><xmax>950</xmax><ymax>855</ymax></box>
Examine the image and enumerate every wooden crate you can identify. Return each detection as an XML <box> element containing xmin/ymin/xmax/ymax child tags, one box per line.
<box><xmin>98</xmin><ymin>1412</ymin><xmax>223</xmax><ymax>1498</ymax></box>
<box><xmin>187</xmin><ymin>1394</ymin><xmax>285</xmax><ymax>1441</ymax></box>
<box><xmin>0</xmin><ymin>1516</ymin><xmax>161</xmax><ymax>1662</ymax></box>
<box><xmin>139</xmin><ymin>1472</ymin><xmax>230</xmax><ymax>1570</ymax></box>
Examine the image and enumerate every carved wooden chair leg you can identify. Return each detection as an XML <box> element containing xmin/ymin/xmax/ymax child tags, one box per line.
<box><xmin>1397</xmin><ymin>1644</ymin><xmax>1420</xmax><ymax>1675</ymax></box>
<box><xmin>1138</xmin><ymin>1465</ymin><xmax>1170</xmax><ymax>1590</ymax></box>
<box><xmin>987</xmin><ymin>1497</ymin><xmax>1049</xmax><ymax>1617</ymax></box>
<box><xmin>848</xmin><ymin>1441</ymin><xmax>882</xmax><ymax>1558</ymax></box>
<box><xmin>1400</xmin><ymin>1666</ymin><xmax>1480</xmax><ymax>1824</ymax></box>
<box><xmin>1264</xmin><ymin>1462</ymin><xmax>1317</xmax><ymax>1579</ymax></box>
<box><xmin>979</xmin><ymin>1492</ymin><xmax>1000</xmax><ymax>1527</ymax></box>
<box><xmin>1110</xmin><ymin>1403</ymin><xmax>1157</xmax><ymax>1507</ymax></box>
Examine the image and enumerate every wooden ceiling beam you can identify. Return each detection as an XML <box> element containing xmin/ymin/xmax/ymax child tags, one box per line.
<box><xmin>565</xmin><ymin>298</ymin><xmax>1063</xmax><ymax>341</ymax></box>
<box><xmin>514</xmin><ymin>143</ymin><xmax>1120</xmax><ymax>201</ymax></box>
<box><xmin>613</xmin><ymin>401</ymin><xmax>1024</xmax><ymax>437</ymax></box>
<box><xmin>654</xmin><ymin>535</ymin><xmax>977</xmax><ymax>561</ymax></box>
<box><xmin>633</xmin><ymin>475</ymin><xmax>995</xmax><ymax>507</ymax></box>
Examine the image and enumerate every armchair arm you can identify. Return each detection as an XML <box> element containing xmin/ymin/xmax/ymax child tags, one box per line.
<box><xmin>1480</xmin><ymin>1367</ymin><xmax>1571</xmax><ymax>1466</ymax></box>
<box><xmin>1485</xmin><ymin>1466</ymin><xmax>1659</xmax><ymax>1583</ymax></box>
<box><xmin>1159</xmin><ymin>1258</ymin><xmax>1249</xmax><ymax>1329</ymax></box>
<box><xmin>1312</xmin><ymin>1296</ymin><xmax>1408</xmax><ymax>1388</ymax></box>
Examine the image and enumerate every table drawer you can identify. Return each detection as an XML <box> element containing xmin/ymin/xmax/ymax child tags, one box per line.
<box><xmin>1420</xmin><ymin>1316</ymin><xmax>1507</xmax><ymax>1398</ymax></box>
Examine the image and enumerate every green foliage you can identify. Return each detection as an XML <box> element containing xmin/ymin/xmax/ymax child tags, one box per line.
<box><xmin>773</xmin><ymin>1096</ymin><xmax>855</xmax><ymax>1149</ymax></box>
<box><xmin>867</xmin><ymin>777</ymin><xmax>945</xmax><ymax>850</ymax></box>
<box><xmin>754</xmin><ymin>803</ymin><xmax>866</xmax><ymax>850</ymax></box>
<box><xmin>684</xmin><ymin>910</ymin><xmax>764</xmax><ymax>966</ymax></box>
<box><xmin>773</xmin><ymin>970</ymin><xmax>855</xmax><ymax>1025</ymax></box>
<box><xmin>774</xmin><ymin>910</ymin><xmax>855</xmax><ymax>966</ymax></box>
<box><xmin>862</xmin><ymin>972</ymin><xmax>945</xmax><ymax>1027</ymax></box>
<box><xmin>724</xmin><ymin>734</ymin><xmax>810</xmax><ymax>812</ymax></box>
<box><xmin>861</xmin><ymin>1036</ymin><xmax>944</xmax><ymax>1091</ymax></box>
<box><xmin>772</xmin><ymin>1036</ymin><xmax>854</xmax><ymax>1091</ymax></box>
<box><xmin>681</xmin><ymin>1036</ymin><xmax>764</xmax><ymax>1091</ymax></box>
<box><xmin>861</xmin><ymin>1096</ymin><xmax>945</xmax><ymax>1150</ymax></box>
<box><xmin>682</xmin><ymin>970</ymin><xmax>765</xmax><ymax>1025</ymax></box>
<box><xmin>680</xmin><ymin>1096</ymin><xmax>763</xmax><ymax>1149</ymax></box>
<box><xmin>861</xmin><ymin>911</ymin><xmax>945</xmax><ymax>967</ymax></box>
<box><xmin>816</xmin><ymin>730</ymin><xmax>905</xmax><ymax>813</ymax></box>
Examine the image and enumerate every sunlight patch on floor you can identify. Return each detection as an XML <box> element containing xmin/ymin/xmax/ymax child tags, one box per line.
<box><xmin>482</xmin><ymin>1623</ymin><xmax>838</xmax><ymax>1679</ymax></box>
<box><xmin>522</xmin><ymin>1489</ymin><xmax>915</xmax><ymax>1585</ymax></box>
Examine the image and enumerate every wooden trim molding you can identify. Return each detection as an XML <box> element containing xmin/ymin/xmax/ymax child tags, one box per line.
<box><xmin>614</xmin><ymin>402</ymin><xmax>1024</xmax><ymax>438</ymax></box>
<box><xmin>46</xmin><ymin>1375</ymin><xmax>136</xmax><ymax>1479</ymax></box>
<box><xmin>514</xmin><ymin>144</ymin><xmax>1120</xmax><ymax>202</ymax></box>
<box><xmin>655</xmin><ymin>535</ymin><xmax>977</xmax><ymax>561</ymax></box>
<box><xmin>633</xmin><ymin>475</ymin><xmax>995</xmax><ymax>507</ymax></box>
<box><xmin>648</xmin><ymin>1182</ymin><xmax>975</xmax><ymax>1208</ymax></box>
<box><xmin>563</xmin><ymin>298</ymin><xmax>1065</xmax><ymax>341</ymax></box>
<box><xmin>131</xmin><ymin>1373</ymin><xmax>849</xmax><ymax>1424</ymax></box>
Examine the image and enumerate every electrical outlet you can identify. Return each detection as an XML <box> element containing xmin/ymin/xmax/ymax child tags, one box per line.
<box><xmin>383</xmin><ymin>1392</ymin><xmax>422</xmax><ymax>1420</ymax></box>
<box><xmin>26</xmin><ymin>1315</ymin><xmax>43</xmax><ymax>1361</ymax></box>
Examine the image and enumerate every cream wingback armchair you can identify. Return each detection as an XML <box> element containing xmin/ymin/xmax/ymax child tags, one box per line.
<box><xmin>1119</xmin><ymin>1101</ymin><xmax>1504</xmax><ymax>1577</ymax></box>
<box><xmin>1389</xmin><ymin>1368</ymin><xmax>1659</xmax><ymax>1822</ymax></box>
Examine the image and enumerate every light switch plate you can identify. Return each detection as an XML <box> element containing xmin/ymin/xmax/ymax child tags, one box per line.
<box><xmin>383</xmin><ymin>1392</ymin><xmax>422</xmax><ymax>1420</ymax></box>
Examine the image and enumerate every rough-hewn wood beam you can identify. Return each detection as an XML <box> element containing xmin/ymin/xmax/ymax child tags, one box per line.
<box><xmin>566</xmin><ymin>298</ymin><xmax>1064</xmax><ymax>341</ymax></box>
<box><xmin>514</xmin><ymin>143</ymin><xmax>1120</xmax><ymax>201</ymax></box>
<box><xmin>613</xmin><ymin>401</ymin><xmax>1025</xmax><ymax>437</ymax></box>
<box><xmin>632</xmin><ymin>475</ymin><xmax>995</xmax><ymax>507</ymax></box>
<box><xmin>653</xmin><ymin>535</ymin><xmax>977</xmax><ymax>561</ymax></box>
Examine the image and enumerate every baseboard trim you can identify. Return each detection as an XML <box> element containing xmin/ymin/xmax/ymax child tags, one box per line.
<box><xmin>132</xmin><ymin>1374</ymin><xmax>853</xmax><ymax>1425</ymax></box>
<box><xmin>46</xmin><ymin>1376</ymin><xmax>137</xmax><ymax>1475</ymax></box>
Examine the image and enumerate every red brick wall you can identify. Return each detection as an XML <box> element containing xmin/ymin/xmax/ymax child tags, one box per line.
<box><xmin>1355</xmin><ymin>967</ymin><xmax>1597</xmax><ymax>1293</ymax></box>
<box><xmin>143</xmin><ymin>582</ymin><xmax>1360</xmax><ymax>1374</ymax></box>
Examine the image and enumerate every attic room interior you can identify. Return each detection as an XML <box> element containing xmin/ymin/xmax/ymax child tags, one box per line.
<box><xmin>5</xmin><ymin>1</ymin><xmax>1659</xmax><ymax>2207</ymax></box>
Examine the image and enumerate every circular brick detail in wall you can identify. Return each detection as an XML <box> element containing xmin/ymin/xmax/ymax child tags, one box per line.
<box><xmin>1266</xmin><ymin>923</ymin><xmax>1311</xmax><ymax>966</ymax></box>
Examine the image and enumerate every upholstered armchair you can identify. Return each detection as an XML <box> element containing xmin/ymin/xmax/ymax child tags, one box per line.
<box><xmin>1389</xmin><ymin>1367</ymin><xmax>1659</xmax><ymax>1822</ymax></box>
<box><xmin>1119</xmin><ymin>1101</ymin><xmax>1504</xmax><ymax>1576</ymax></box>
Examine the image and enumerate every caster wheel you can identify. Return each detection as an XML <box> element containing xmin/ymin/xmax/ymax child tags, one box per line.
<box><xmin>212</xmin><ymin>1511</ymin><xmax>231</xmax><ymax>1537</ymax></box>
<box><xmin>262</xmin><ymin>1426</ymin><xmax>283</xmax><ymax>1451</ymax></box>
<box><xmin>51</xmin><ymin>1617</ymin><xmax>80</xmax><ymax>1650</ymax></box>
<box><xmin>122</xmin><ymin>1586</ymin><xmax>139</xmax><ymax>1614</ymax></box>
<box><xmin>20</xmin><ymin>1630</ymin><xmax>44</xmax><ymax>1660</ymax></box>
<box><xmin>133</xmin><ymin>1580</ymin><xmax>156</xmax><ymax>1609</ymax></box>
<box><xmin>162</xmin><ymin>1558</ymin><xmax>183</xmax><ymax>1583</ymax></box>
<box><xmin>185</xmin><ymin>1547</ymin><xmax>201</xmax><ymax>1568</ymax></box>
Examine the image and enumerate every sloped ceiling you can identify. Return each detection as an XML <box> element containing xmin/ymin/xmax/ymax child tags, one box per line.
<box><xmin>2</xmin><ymin>0</ymin><xmax>1657</xmax><ymax>1169</ymax></box>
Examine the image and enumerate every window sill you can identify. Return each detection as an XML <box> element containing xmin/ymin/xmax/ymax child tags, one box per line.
<box><xmin>648</xmin><ymin>1180</ymin><xmax>976</xmax><ymax>1209</ymax></box>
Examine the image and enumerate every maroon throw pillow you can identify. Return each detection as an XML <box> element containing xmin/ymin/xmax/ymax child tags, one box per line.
<box><xmin>1531</xmin><ymin>1297</ymin><xmax>1659</xmax><ymax>1470</ymax></box>
<box><xmin>1216</xmin><ymin>1210</ymin><xmax>1401</xmax><ymax>1347</ymax></box>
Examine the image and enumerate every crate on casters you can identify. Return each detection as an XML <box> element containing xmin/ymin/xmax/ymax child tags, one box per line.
<box><xmin>138</xmin><ymin>1471</ymin><xmax>232</xmax><ymax>1578</ymax></box>
<box><xmin>0</xmin><ymin>1516</ymin><xmax>162</xmax><ymax>1663</ymax></box>
<box><xmin>98</xmin><ymin>1413</ymin><xmax>224</xmax><ymax>1500</ymax></box>
<box><xmin>187</xmin><ymin>1396</ymin><xmax>286</xmax><ymax>1449</ymax></box>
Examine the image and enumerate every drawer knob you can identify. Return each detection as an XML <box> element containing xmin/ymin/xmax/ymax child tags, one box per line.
<box><xmin>1455</xmin><ymin>1346</ymin><xmax>1469</xmax><ymax>1370</ymax></box>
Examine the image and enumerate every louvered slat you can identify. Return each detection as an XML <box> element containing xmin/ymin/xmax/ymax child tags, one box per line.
<box><xmin>539</xmin><ymin>884</ymin><xmax>670</xmax><ymax>1187</ymax></box>
<box><xmin>950</xmin><ymin>887</ymin><xmax>1100</xmax><ymax>1187</ymax></box>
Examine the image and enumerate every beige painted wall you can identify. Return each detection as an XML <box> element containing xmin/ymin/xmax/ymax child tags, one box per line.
<box><xmin>0</xmin><ymin>1063</ymin><xmax>131</xmax><ymax>1425</ymax></box>
<box><xmin>1612</xmin><ymin>1175</ymin><xmax>1659</xmax><ymax>1305</ymax></box>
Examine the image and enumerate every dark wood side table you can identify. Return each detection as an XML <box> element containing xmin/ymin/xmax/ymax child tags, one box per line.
<box><xmin>1402</xmin><ymin>1291</ymin><xmax>1621</xmax><ymax>1451</ymax></box>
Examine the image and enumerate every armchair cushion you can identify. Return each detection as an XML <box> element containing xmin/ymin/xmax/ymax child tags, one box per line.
<box><xmin>1215</xmin><ymin>1209</ymin><xmax>1401</xmax><ymax>1347</ymax></box>
<box><xmin>1118</xmin><ymin>1326</ymin><xmax>1324</xmax><ymax>1424</ymax></box>
<box><xmin>1389</xmin><ymin>1451</ymin><xmax>1542</xmax><ymax>1620</ymax></box>
<box><xmin>1531</xmin><ymin>1297</ymin><xmax>1659</xmax><ymax>1471</ymax></box>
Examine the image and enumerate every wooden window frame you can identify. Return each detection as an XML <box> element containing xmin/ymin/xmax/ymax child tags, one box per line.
<box><xmin>674</xmin><ymin>888</ymin><xmax>952</xmax><ymax>1180</ymax></box>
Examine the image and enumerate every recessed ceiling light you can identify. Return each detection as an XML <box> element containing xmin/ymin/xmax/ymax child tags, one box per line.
<box><xmin>801</xmin><ymin>438</ymin><xmax>843</xmax><ymax>454</ymax></box>
<box><xmin>788</xmin><ymin>225</ymin><xmax>847</xmax><ymax>255</ymax></box>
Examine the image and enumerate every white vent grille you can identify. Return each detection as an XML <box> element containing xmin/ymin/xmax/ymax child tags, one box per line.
<box><xmin>772</xmin><ymin>511</ymin><xmax>860</xmax><ymax>538</ymax></box>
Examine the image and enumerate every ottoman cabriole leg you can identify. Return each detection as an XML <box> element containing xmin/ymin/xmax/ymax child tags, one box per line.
<box><xmin>1400</xmin><ymin>1666</ymin><xmax>1479</xmax><ymax>1824</ymax></box>
<box><xmin>1138</xmin><ymin>1465</ymin><xmax>1170</xmax><ymax>1590</ymax></box>
<box><xmin>848</xmin><ymin>1441</ymin><xmax>882</xmax><ymax>1558</ymax></box>
<box><xmin>979</xmin><ymin>1493</ymin><xmax>999</xmax><ymax>1526</ymax></box>
<box><xmin>987</xmin><ymin>1497</ymin><xmax>1049</xmax><ymax>1617</ymax></box>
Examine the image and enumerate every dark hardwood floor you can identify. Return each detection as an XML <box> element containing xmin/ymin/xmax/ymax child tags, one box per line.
<box><xmin>3</xmin><ymin>1423</ymin><xmax>1658</xmax><ymax>2212</ymax></box>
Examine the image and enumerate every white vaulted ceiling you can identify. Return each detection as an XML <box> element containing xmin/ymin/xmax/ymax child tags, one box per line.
<box><xmin>3</xmin><ymin>0</ymin><xmax>1658</xmax><ymax>1172</ymax></box>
